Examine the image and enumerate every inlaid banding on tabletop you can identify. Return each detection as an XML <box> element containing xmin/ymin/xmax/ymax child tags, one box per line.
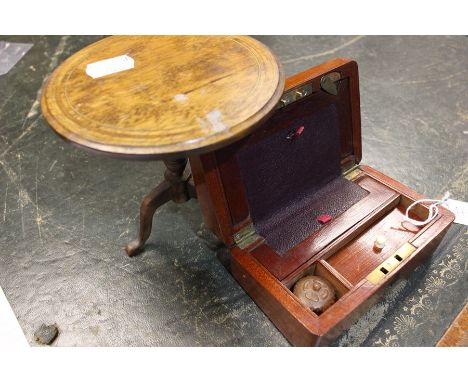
<box><xmin>41</xmin><ymin>35</ymin><xmax>284</xmax><ymax>157</ymax></box>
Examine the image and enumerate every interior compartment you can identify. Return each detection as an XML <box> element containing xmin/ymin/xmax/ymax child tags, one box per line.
<box><xmin>249</xmin><ymin>173</ymin><xmax>401</xmax><ymax>281</ymax></box>
<box><xmin>324</xmin><ymin>196</ymin><xmax>426</xmax><ymax>286</ymax></box>
<box><xmin>237</xmin><ymin>103</ymin><xmax>368</xmax><ymax>255</ymax></box>
<box><xmin>283</xmin><ymin>260</ymin><xmax>351</xmax><ymax>316</ymax></box>
<box><xmin>279</xmin><ymin>195</ymin><xmax>429</xmax><ymax>317</ymax></box>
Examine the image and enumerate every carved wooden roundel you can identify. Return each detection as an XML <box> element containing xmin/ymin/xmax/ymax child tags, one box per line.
<box><xmin>293</xmin><ymin>275</ymin><xmax>336</xmax><ymax>314</ymax></box>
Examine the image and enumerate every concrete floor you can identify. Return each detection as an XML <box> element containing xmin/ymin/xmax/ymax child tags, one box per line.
<box><xmin>0</xmin><ymin>36</ymin><xmax>466</xmax><ymax>346</ymax></box>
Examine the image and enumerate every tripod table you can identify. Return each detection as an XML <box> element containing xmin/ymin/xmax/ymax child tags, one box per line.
<box><xmin>41</xmin><ymin>35</ymin><xmax>284</xmax><ymax>256</ymax></box>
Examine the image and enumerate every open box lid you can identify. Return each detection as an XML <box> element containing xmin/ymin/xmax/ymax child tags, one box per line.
<box><xmin>195</xmin><ymin>58</ymin><xmax>362</xmax><ymax>248</ymax></box>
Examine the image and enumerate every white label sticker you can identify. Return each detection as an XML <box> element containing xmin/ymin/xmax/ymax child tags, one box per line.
<box><xmin>444</xmin><ymin>199</ymin><xmax>468</xmax><ymax>226</ymax></box>
<box><xmin>85</xmin><ymin>54</ymin><xmax>134</xmax><ymax>79</ymax></box>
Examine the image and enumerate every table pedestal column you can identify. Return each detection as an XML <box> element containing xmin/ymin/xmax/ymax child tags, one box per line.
<box><xmin>125</xmin><ymin>157</ymin><xmax>197</xmax><ymax>256</ymax></box>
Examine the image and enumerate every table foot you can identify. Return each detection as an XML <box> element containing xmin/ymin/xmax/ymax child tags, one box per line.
<box><xmin>126</xmin><ymin>157</ymin><xmax>196</xmax><ymax>257</ymax></box>
<box><xmin>125</xmin><ymin>180</ymin><xmax>172</xmax><ymax>257</ymax></box>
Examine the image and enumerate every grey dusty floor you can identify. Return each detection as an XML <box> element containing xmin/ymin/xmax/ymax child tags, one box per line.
<box><xmin>0</xmin><ymin>36</ymin><xmax>466</xmax><ymax>346</ymax></box>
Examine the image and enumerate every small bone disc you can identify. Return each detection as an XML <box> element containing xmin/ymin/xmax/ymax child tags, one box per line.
<box><xmin>374</xmin><ymin>235</ymin><xmax>386</xmax><ymax>249</ymax></box>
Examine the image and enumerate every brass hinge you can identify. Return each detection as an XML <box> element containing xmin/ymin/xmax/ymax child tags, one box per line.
<box><xmin>342</xmin><ymin>163</ymin><xmax>362</xmax><ymax>180</ymax></box>
<box><xmin>277</xmin><ymin>83</ymin><xmax>314</xmax><ymax>109</ymax></box>
<box><xmin>277</xmin><ymin>72</ymin><xmax>342</xmax><ymax>109</ymax></box>
<box><xmin>366</xmin><ymin>243</ymin><xmax>417</xmax><ymax>285</ymax></box>
<box><xmin>233</xmin><ymin>223</ymin><xmax>262</xmax><ymax>250</ymax></box>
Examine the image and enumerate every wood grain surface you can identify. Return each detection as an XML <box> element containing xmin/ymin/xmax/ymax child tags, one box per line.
<box><xmin>41</xmin><ymin>36</ymin><xmax>284</xmax><ymax>158</ymax></box>
<box><xmin>326</xmin><ymin>204</ymin><xmax>422</xmax><ymax>285</ymax></box>
<box><xmin>231</xmin><ymin>165</ymin><xmax>455</xmax><ymax>346</ymax></box>
<box><xmin>437</xmin><ymin>304</ymin><xmax>468</xmax><ymax>347</ymax></box>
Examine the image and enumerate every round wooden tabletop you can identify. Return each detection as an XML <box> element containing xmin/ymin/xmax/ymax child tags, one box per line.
<box><xmin>41</xmin><ymin>36</ymin><xmax>284</xmax><ymax>158</ymax></box>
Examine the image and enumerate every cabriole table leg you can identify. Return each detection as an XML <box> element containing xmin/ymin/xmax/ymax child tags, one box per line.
<box><xmin>125</xmin><ymin>157</ymin><xmax>197</xmax><ymax>257</ymax></box>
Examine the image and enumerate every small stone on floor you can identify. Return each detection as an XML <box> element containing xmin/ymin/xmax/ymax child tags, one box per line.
<box><xmin>34</xmin><ymin>323</ymin><xmax>59</xmax><ymax>345</ymax></box>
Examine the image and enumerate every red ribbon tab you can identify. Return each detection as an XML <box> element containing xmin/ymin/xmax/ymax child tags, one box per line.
<box><xmin>317</xmin><ymin>214</ymin><xmax>332</xmax><ymax>224</ymax></box>
<box><xmin>286</xmin><ymin>126</ymin><xmax>305</xmax><ymax>140</ymax></box>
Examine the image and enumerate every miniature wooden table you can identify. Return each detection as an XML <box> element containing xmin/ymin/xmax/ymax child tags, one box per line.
<box><xmin>41</xmin><ymin>35</ymin><xmax>284</xmax><ymax>256</ymax></box>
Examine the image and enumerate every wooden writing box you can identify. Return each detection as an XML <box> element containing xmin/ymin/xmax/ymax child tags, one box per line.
<box><xmin>190</xmin><ymin>58</ymin><xmax>454</xmax><ymax>346</ymax></box>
